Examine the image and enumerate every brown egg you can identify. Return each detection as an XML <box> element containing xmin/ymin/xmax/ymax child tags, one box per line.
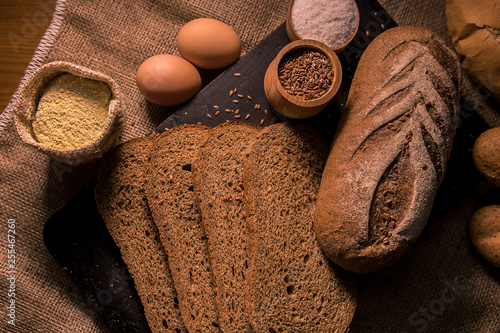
<box><xmin>177</xmin><ymin>18</ymin><xmax>241</xmax><ymax>70</ymax></box>
<box><xmin>136</xmin><ymin>54</ymin><xmax>201</xmax><ymax>106</ymax></box>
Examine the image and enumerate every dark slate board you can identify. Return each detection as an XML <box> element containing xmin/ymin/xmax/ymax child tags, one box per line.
<box><xmin>43</xmin><ymin>1</ymin><xmax>493</xmax><ymax>332</ymax></box>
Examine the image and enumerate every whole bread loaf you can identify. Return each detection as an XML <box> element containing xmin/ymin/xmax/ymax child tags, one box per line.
<box><xmin>244</xmin><ymin>122</ymin><xmax>357</xmax><ymax>333</ymax></box>
<box><xmin>95</xmin><ymin>137</ymin><xmax>187</xmax><ymax>333</ymax></box>
<box><xmin>314</xmin><ymin>26</ymin><xmax>461</xmax><ymax>273</ymax></box>
<box><xmin>192</xmin><ymin>121</ymin><xmax>261</xmax><ymax>332</ymax></box>
<box><xmin>144</xmin><ymin>125</ymin><xmax>222</xmax><ymax>332</ymax></box>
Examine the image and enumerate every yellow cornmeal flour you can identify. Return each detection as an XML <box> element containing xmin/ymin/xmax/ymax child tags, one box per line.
<box><xmin>32</xmin><ymin>73</ymin><xmax>112</xmax><ymax>150</ymax></box>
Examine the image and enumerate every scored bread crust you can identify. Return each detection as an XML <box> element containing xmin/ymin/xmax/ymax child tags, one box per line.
<box><xmin>192</xmin><ymin>121</ymin><xmax>261</xmax><ymax>332</ymax></box>
<box><xmin>243</xmin><ymin>122</ymin><xmax>357</xmax><ymax>333</ymax></box>
<box><xmin>314</xmin><ymin>26</ymin><xmax>461</xmax><ymax>273</ymax></box>
<box><xmin>95</xmin><ymin>136</ymin><xmax>187</xmax><ymax>333</ymax></box>
<box><xmin>144</xmin><ymin>125</ymin><xmax>222</xmax><ymax>333</ymax></box>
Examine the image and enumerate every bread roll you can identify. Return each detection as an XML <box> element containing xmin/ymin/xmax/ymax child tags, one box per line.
<box><xmin>472</xmin><ymin>127</ymin><xmax>500</xmax><ymax>187</ymax></box>
<box><xmin>469</xmin><ymin>205</ymin><xmax>500</xmax><ymax>268</ymax></box>
<box><xmin>446</xmin><ymin>0</ymin><xmax>500</xmax><ymax>101</ymax></box>
<box><xmin>314</xmin><ymin>26</ymin><xmax>461</xmax><ymax>273</ymax></box>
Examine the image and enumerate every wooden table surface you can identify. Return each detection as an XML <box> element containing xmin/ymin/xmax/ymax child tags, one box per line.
<box><xmin>0</xmin><ymin>0</ymin><xmax>57</xmax><ymax>114</ymax></box>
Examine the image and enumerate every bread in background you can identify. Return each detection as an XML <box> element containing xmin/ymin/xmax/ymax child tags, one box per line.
<box><xmin>469</xmin><ymin>205</ymin><xmax>500</xmax><ymax>268</ymax></box>
<box><xmin>472</xmin><ymin>127</ymin><xmax>500</xmax><ymax>187</ymax></box>
<box><xmin>446</xmin><ymin>0</ymin><xmax>500</xmax><ymax>101</ymax></box>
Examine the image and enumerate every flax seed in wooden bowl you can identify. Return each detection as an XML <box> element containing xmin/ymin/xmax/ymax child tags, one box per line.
<box><xmin>264</xmin><ymin>39</ymin><xmax>342</xmax><ymax>119</ymax></box>
<box><xmin>286</xmin><ymin>0</ymin><xmax>360</xmax><ymax>53</ymax></box>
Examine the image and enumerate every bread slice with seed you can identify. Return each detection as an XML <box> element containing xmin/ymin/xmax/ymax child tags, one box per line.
<box><xmin>192</xmin><ymin>121</ymin><xmax>261</xmax><ymax>332</ymax></box>
<box><xmin>243</xmin><ymin>122</ymin><xmax>357</xmax><ymax>333</ymax></box>
<box><xmin>144</xmin><ymin>124</ymin><xmax>222</xmax><ymax>333</ymax></box>
<box><xmin>95</xmin><ymin>136</ymin><xmax>187</xmax><ymax>333</ymax></box>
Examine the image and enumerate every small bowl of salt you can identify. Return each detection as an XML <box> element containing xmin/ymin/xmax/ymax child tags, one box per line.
<box><xmin>286</xmin><ymin>0</ymin><xmax>360</xmax><ymax>53</ymax></box>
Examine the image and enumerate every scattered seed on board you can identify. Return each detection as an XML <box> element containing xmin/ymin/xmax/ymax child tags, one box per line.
<box><xmin>238</xmin><ymin>94</ymin><xmax>244</xmax><ymax>98</ymax></box>
<box><xmin>225</xmin><ymin>109</ymin><xmax>231</xmax><ymax>113</ymax></box>
<box><xmin>264</xmin><ymin>109</ymin><xmax>268</xmax><ymax>114</ymax></box>
<box><xmin>235</xmin><ymin>109</ymin><xmax>239</xmax><ymax>115</ymax></box>
<box><xmin>233</xmin><ymin>100</ymin><xmax>239</xmax><ymax>104</ymax></box>
<box><xmin>260</xmin><ymin>119</ymin><xmax>264</xmax><ymax>125</ymax></box>
<box><xmin>235</xmin><ymin>115</ymin><xmax>241</xmax><ymax>119</ymax></box>
<box><xmin>245</xmin><ymin>114</ymin><xmax>250</xmax><ymax>120</ymax></box>
<box><xmin>214</xmin><ymin>105</ymin><xmax>219</xmax><ymax>109</ymax></box>
<box><xmin>234</xmin><ymin>73</ymin><xmax>241</xmax><ymax>77</ymax></box>
<box><xmin>254</xmin><ymin>104</ymin><xmax>261</xmax><ymax>110</ymax></box>
<box><xmin>207</xmin><ymin>114</ymin><xmax>212</xmax><ymax>119</ymax></box>
<box><xmin>229</xmin><ymin>90</ymin><xmax>234</xmax><ymax>97</ymax></box>
<box><xmin>215</xmin><ymin>111</ymin><xmax>220</xmax><ymax>116</ymax></box>
<box><xmin>247</xmin><ymin>95</ymin><xmax>252</xmax><ymax>100</ymax></box>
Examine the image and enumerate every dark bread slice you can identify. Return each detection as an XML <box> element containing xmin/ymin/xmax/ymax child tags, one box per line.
<box><xmin>314</xmin><ymin>26</ymin><xmax>461</xmax><ymax>273</ymax></box>
<box><xmin>95</xmin><ymin>136</ymin><xmax>187</xmax><ymax>333</ymax></box>
<box><xmin>192</xmin><ymin>121</ymin><xmax>261</xmax><ymax>332</ymax></box>
<box><xmin>243</xmin><ymin>123</ymin><xmax>357</xmax><ymax>333</ymax></box>
<box><xmin>144</xmin><ymin>124</ymin><xmax>222</xmax><ymax>333</ymax></box>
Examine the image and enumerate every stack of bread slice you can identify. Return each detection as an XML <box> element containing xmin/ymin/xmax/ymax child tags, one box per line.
<box><xmin>95</xmin><ymin>121</ymin><xmax>357</xmax><ymax>333</ymax></box>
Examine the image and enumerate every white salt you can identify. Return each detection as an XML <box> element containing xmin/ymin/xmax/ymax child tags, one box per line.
<box><xmin>291</xmin><ymin>0</ymin><xmax>359</xmax><ymax>50</ymax></box>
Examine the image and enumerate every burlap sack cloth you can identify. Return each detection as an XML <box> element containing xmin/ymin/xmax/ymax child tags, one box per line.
<box><xmin>0</xmin><ymin>0</ymin><xmax>498</xmax><ymax>332</ymax></box>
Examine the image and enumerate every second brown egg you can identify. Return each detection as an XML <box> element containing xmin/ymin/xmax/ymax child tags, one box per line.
<box><xmin>177</xmin><ymin>18</ymin><xmax>242</xmax><ymax>70</ymax></box>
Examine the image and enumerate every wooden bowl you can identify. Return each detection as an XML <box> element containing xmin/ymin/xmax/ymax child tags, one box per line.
<box><xmin>264</xmin><ymin>39</ymin><xmax>342</xmax><ymax>119</ymax></box>
<box><xmin>286</xmin><ymin>0</ymin><xmax>360</xmax><ymax>53</ymax></box>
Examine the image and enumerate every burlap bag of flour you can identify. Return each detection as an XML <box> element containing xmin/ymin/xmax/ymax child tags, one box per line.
<box><xmin>0</xmin><ymin>0</ymin><xmax>498</xmax><ymax>332</ymax></box>
<box><xmin>13</xmin><ymin>61</ymin><xmax>123</xmax><ymax>165</ymax></box>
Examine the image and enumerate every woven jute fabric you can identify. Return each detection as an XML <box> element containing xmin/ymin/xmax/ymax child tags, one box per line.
<box><xmin>0</xmin><ymin>0</ymin><xmax>498</xmax><ymax>332</ymax></box>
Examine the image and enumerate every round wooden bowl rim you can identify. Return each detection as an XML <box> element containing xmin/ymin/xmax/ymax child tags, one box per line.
<box><xmin>272</xmin><ymin>39</ymin><xmax>342</xmax><ymax>108</ymax></box>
